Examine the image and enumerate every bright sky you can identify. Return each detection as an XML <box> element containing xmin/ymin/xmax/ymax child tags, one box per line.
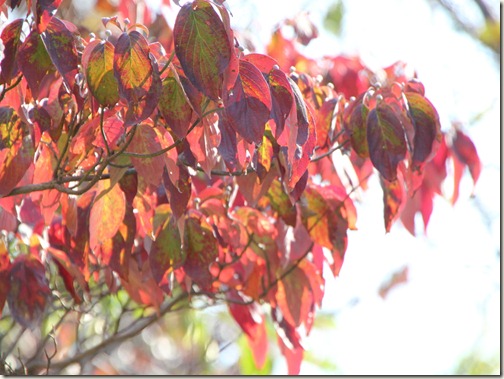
<box><xmin>223</xmin><ymin>0</ymin><xmax>500</xmax><ymax>375</ymax></box>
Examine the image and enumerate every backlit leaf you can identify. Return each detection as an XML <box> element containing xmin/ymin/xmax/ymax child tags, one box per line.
<box><xmin>224</xmin><ymin>59</ymin><xmax>272</xmax><ymax>144</ymax></box>
<box><xmin>0</xmin><ymin>241</ymin><xmax>10</xmax><ymax>317</ymax></box>
<box><xmin>367</xmin><ymin>103</ymin><xmax>407</xmax><ymax>181</ymax></box>
<box><xmin>0</xmin><ymin>108</ymin><xmax>34</xmax><ymax>196</ymax></box>
<box><xmin>36</xmin><ymin>0</ymin><xmax>63</xmax><ymax>33</ymax></box>
<box><xmin>380</xmin><ymin>176</ymin><xmax>404</xmax><ymax>233</ymax></box>
<box><xmin>343</xmin><ymin>94</ymin><xmax>369</xmax><ymax>158</ymax></box>
<box><xmin>264</xmin><ymin>179</ymin><xmax>297</xmax><ymax>227</ymax></box>
<box><xmin>47</xmin><ymin>246</ymin><xmax>88</xmax><ymax>304</ymax></box>
<box><xmin>276</xmin><ymin>266</ymin><xmax>312</xmax><ymax>327</ymax></box>
<box><xmin>451</xmin><ymin>128</ymin><xmax>481</xmax><ymax>197</ymax></box>
<box><xmin>17</xmin><ymin>30</ymin><xmax>54</xmax><ymax>98</ymax></box>
<box><xmin>174</xmin><ymin>0</ymin><xmax>231</xmax><ymax>100</ymax></box>
<box><xmin>183</xmin><ymin>214</ymin><xmax>218</xmax><ymax>289</ymax></box>
<box><xmin>228</xmin><ymin>291</ymin><xmax>268</xmax><ymax>370</ymax></box>
<box><xmin>97</xmin><ymin>205</ymin><xmax>136</xmax><ymax>279</ymax></box>
<box><xmin>121</xmin><ymin>249</ymin><xmax>164</xmax><ymax>311</ymax></box>
<box><xmin>41</xmin><ymin>17</ymin><xmax>80</xmax><ymax>93</ymax></box>
<box><xmin>8</xmin><ymin>255</ymin><xmax>51</xmax><ymax>328</ymax></box>
<box><xmin>163</xmin><ymin>167</ymin><xmax>191</xmax><ymax>221</ymax></box>
<box><xmin>300</xmin><ymin>184</ymin><xmax>353</xmax><ymax>275</ymax></box>
<box><xmin>114</xmin><ymin>31</ymin><xmax>161</xmax><ymax>125</ymax></box>
<box><xmin>127</xmin><ymin>123</ymin><xmax>166</xmax><ymax>188</ymax></box>
<box><xmin>272</xmin><ymin>312</ymin><xmax>304</xmax><ymax>375</ymax></box>
<box><xmin>158</xmin><ymin>66</ymin><xmax>193</xmax><ymax>139</ymax></box>
<box><xmin>405</xmin><ymin>92</ymin><xmax>441</xmax><ymax>164</ymax></box>
<box><xmin>89</xmin><ymin>179</ymin><xmax>126</xmax><ymax>252</ymax></box>
<box><xmin>82</xmin><ymin>39</ymin><xmax>119</xmax><ymax>107</ymax></box>
<box><xmin>268</xmin><ymin>68</ymin><xmax>294</xmax><ymax>138</ymax></box>
<box><xmin>149</xmin><ymin>206</ymin><xmax>184</xmax><ymax>293</ymax></box>
<box><xmin>0</xmin><ymin>18</ymin><xmax>23</xmax><ymax>85</ymax></box>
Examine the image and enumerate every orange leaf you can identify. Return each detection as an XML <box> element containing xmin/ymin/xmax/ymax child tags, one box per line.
<box><xmin>89</xmin><ymin>179</ymin><xmax>126</xmax><ymax>252</ymax></box>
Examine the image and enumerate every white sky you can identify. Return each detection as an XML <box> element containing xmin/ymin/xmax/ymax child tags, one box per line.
<box><xmin>223</xmin><ymin>0</ymin><xmax>500</xmax><ymax>375</ymax></box>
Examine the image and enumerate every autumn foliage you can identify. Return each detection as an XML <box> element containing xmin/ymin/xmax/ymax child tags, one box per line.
<box><xmin>0</xmin><ymin>0</ymin><xmax>481</xmax><ymax>374</ymax></box>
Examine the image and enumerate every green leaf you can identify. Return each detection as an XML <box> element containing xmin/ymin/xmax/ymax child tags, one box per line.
<box><xmin>265</xmin><ymin>179</ymin><xmax>297</xmax><ymax>227</ymax></box>
<box><xmin>183</xmin><ymin>215</ymin><xmax>218</xmax><ymax>289</ymax></box>
<box><xmin>82</xmin><ymin>39</ymin><xmax>119</xmax><ymax>107</ymax></box>
<box><xmin>174</xmin><ymin>0</ymin><xmax>232</xmax><ymax>100</ymax></box>
<box><xmin>0</xmin><ymin>108</ymin><xmax>34</xmax><ymax>196</ymax></box>
<box><xmin>324</xmin><ymin>0</ymin><xmax>345</xmax><ymax>36</ymax></box>
<box><xmin>367</xmin><ymin>103</ymin><xmax>407</xmax><ymax>181</ymax></box>
<box><xmin>343</xmin><ymin>94</ymin><xmax>369</xmax><ymax>158</ymax></box>
<box><xmin>158</xmin><ymin>67</ymin><xmax>193</xmax><ymax>139</ymax></box>
<box><xmin>149</xmin><ymin>206</ymin><xmax>184</xmax><ymax>293</ymax></box>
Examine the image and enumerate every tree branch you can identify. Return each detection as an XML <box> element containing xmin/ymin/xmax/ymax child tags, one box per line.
<box><xmin>25</xmin><ymin>291</ymin><xmax>189</xmax><ymax>374</ymax></box>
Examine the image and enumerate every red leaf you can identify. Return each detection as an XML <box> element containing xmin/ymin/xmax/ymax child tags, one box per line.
<box><xmin>163</xmin><ymin>167</ymin><xmax>191</xmax><ymax>221</ymax></box>
<box><xmin>18</xmin><ymin>30</ymin><xmax>55</xmax><ymax>98</ymax></box>
<box><xmin>272</xmin><ymin>311</ymin><xmax>304</xmax><ymax>375</ymax></box>
<box><xmin>217</xmin><ymin>112</ymin><xmax>239</xmax><ymax>170</ymax></box>
<box><xmin>133</xmin><ymin>178</ymin><xmax>158</xmax><ymax>238</ymax></box>
<box><xmin>268</xmin><ymin>68</ymin><xmax>294</xmax><ymax>139</ymax></box>
<box><xmin>89</xmin><ymin>179</ymin><xmax>126</xmax><ymax>252</ymax></box>
<box><xmin>8</xmin><ymin>255</ymin><xmax>51</xmax><ymax>328</ymax></box>
<box><xmin>450</xmin><ymin>128</ymin><xmax>481</xmax><ymax>201</ymax></box>
<box><xmin>173</xmin><ymin>0</ymin><xmax>232</xmax><ymax>100</ymax></box>
<box><xmin>367</xmin><ymin>103</ymin><xmax>407</xmax><ymax>181</ymax></box>
<box><xmin>126</xmin><ymin>123</ymin><xmax>166</xmax><ymax>188</ymax></box>
<box><xmin>82</xmin><ymin>39</ymin><xmax>120</xmax><ymax>107</ymax></box>
<box><xmin>0</xmin><ymin>202</ymin><xmax>18</xmax><ymax>232</ymax></box>
<box><xmin>224</xmin><ymin>59</ymin><xmax>272</xmax><ymax>144</ymax></box>
<box><xmin>243</xmin><ymin>53</ymin><xmax>293</xmax><ymax>138</ymax></box>
<box><xmin>400</xmin><ymin>186</ymin><xmax>434</xmax><ymax>235</ymax></box>
<box><xmin>0</xmin><ymin>241</ymin><xmax>11</xmax><ymax>317</ymax></box>
<box><xmin>186</xmin><ymin>111</ymin><xmax>221</xmax><ymax>176</ymax></box>
<box><xmin>328</xmin><ymin>55</ymin><xmax>369</xmax><ymax>98</ymax></box>
<box><xmin>380</xmin><ymin>177</ymin><xmax>404</xmax><ymax>233</ymax></box>
<box><xmin>228</xmin><ymin>291</ymin><xmax>268</xmax><ymax>370</ymax></box>
<box><xmin>41</xmin><ymin>17</ymin><xmax>80</xmax><ymax>93</ymax></box>
<box><xmin>0</xmin><ymin>18</ymin><xmax>23</xmax><ymax>85</ymax></box>
<box><xmin>47</xmin><ymin>246</ymin><xmax>88</xmax><ymax>304</ymax></box>
<box><xmin>236</xmin><ymin>169</ymin><xmax>277</xmax><ymax>207</ymax></box>
<box><xmin>36</xmin><ymin>0</ymin><xmax>63</xmax><ymax>33</ymax></box>
<box><xmin>405</xmin><ymin>92</ymin><xmax>442</xmax><ymax>165</ymax></box>
<box><xmin>275</xmin><ymin>266</ymin><xmax>312</xmax><ymax>327</ymax></box>
<box><xmin>96</xmin><ymin>205</ymin><xmax>136</xmax><ymax>279</ymax></box>
<box><xmin>300</xmin><ymin>184</ymin><xmax>355</xmax><ymax>276</ymax></box>
<box><xmin>315</xmin><ymin>98</ymin><xmax>337</xmax><ymax>150</ymax></box>
<box><xmin>121</xmin><ymin>249</ymin><xmax>164</xmax><ymax>311</ymax></box>
<box><xmin>114</xmin><ymin>30</ymin><xmax>161</xmax><ymax>126</ymax></box>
